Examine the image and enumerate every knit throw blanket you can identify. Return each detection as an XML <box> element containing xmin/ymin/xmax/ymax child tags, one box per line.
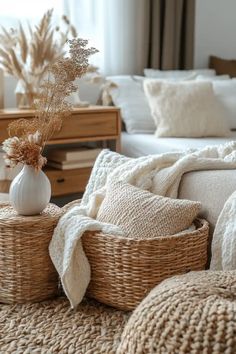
<box><xmin>49</xmin><ymin>143</ymin><xmax>236</xmax><ymax>308</ymax></box>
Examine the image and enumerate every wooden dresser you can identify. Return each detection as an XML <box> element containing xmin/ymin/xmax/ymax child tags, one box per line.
<box><xmin>0</xmin><ymin>106</ymin><xmax>121</xmax><ymax>197</ymax></box>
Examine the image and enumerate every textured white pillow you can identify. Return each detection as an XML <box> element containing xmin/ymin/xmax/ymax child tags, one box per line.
<box><xmin>97</xmin><ymin>181</ymin><xmax>201</xmax><ymax>239</ymax></box>
<box><xmin>107</xmin><ymin>75</ymin><xmax>156</xmax><ymax>134</ymax></box>
<box><xmin>107</xmin><ymin>75</ymin><xmax>201</xmax><ymax>134</ymax></box>
<box><xmin>144</xmin><ymin>68</ymin><xmax>216</xmax><ymax>79</ymax></box>
<box><xmin>212</xmin><ymin>80</ymin><xmax>236</xmax><ymax>130</ymax></box>
<box><xmin>144</xmin><ymin>80</ymin><xmax>231</xmax><ymax>138</ymax></box>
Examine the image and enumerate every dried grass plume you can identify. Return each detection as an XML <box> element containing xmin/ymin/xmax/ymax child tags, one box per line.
<box><xmin>0</xmin><ymin>9</ymin><xmax>78</xmax><ymax>107</ymax></box>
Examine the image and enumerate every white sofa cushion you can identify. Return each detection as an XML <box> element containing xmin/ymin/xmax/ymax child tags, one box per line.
<box><xmin>121</xmin><ymin>132</ymin><xmax>236</xmax><ymax>157</ymax></box>
<box><xmin>212</xmin><ymin>80</ymin><xmax>236</xmax><ymax>129</ymax></box>
<box><xmin>179</xmin><ymin>170</ymin><xmax>236</xmax><ymax>233</ymax></box>
<box><xmin>144</xmin><ymin>80</ymin><xmax>231</xmax><ymax>138</ymax></box>
<box><xmin>107</xmin><ymin>74</ymin><xmax>209</xmax><ymax>134</ymax></box>
<box><xmin>107</xmin><ymin>75</ymin><xmax>156</xmax><ymax>134</ymax></box>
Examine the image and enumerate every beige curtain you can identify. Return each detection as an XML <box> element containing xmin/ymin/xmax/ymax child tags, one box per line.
<box><xmin>148</xmin><ymin>0</ymin><xmax>195</xmax><ymax>70</ymax></box>
<box><xmin>63</xmin><ymin>0</ymin><xmax>195</xmax><ymax>75</ymax></box>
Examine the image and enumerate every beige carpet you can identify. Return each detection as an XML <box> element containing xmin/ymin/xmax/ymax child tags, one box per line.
<box><xmin>0</xmin><ymin>296</ymin><xmax>130</xmax><ymax>354</ymax></box>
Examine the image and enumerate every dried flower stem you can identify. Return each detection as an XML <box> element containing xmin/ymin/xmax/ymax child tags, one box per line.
<box><xmin>3</xmin><ymin>38</ymin><xmax>98</xmax><ymax>170</ymax></box>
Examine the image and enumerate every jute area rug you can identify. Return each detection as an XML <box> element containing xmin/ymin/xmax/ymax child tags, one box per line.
<box><xmin>0</xmin><ymin>296</ymin><xmax>130</xmax><ymax>354</ymax></box>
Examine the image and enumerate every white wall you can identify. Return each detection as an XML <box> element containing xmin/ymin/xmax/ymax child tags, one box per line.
<box><xmin>3</xmin><ymin>75</ymin><xmax>102</xmax><ymax>109</ymax></box>
<box><xmin>194</xmin><ymin>0</ymin><xmax>236</xmax><ymax>68</ymax></box>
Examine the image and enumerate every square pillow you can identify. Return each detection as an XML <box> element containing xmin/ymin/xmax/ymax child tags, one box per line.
<box><xmin>106</xmin><ymin>75</ymin><xmax>156</xmax><ymax>134</ymax></box>
<box><xmin>212</xmin><ymin>80</ymin><xmax>236</xmax><ymax>130</ymax></box>
<box><xmin>106</xmin><ymin>75</ymin><xmax>203</xmax><ymax>135</ymax></box>
<box><xmin>195</xmin><ymin>78</ymin><xmax>236</xmax><ymax>129</ymax></box>
<box><xmin>209</xmin><ymin>56</ymin><xmax>236</xmax><ymax>77</ymax></box>
<box><xmin>144</xmin><ymin>68</ymin><xmax>216</xmax><ymax>79</ymax></box>
<box><xmin>97</xmin><ymin>181</ymin><xmax>201</xmax><ymax>239</ymax></box>
<box><xmin>143</xmin><ymin>80</ymin><xmax>231</xmax><ymax>138</ymax></box>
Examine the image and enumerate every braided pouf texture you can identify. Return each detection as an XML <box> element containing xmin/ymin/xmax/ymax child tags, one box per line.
<box><xmin>0</xmin><ymin>296</ymin><xmax>130</xmax><ymax>354</ymax></box>
<box><xmin>117</xmin><ymin>270</ymin><xmax>236</xmax><ymax>354</ymax></box>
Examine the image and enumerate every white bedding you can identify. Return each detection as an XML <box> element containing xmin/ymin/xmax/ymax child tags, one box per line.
<box><xmin>121</xmin><ymin>132</ymin><xmax>236</xmax><ymax>157</ymax></box>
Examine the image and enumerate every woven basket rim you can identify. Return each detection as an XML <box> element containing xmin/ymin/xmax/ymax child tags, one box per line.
<box><xmin>83</xmin><ymin>218</ymin><xmax>208</xmax><ymax>243</ymax></box>
<box><xmin>0</xmin><ymin>202</ymin><xmax>61</xmax><ymax>225</ymax></box>
<box><xmin>63</xmin><ymin>200</ymin><xmax>208</xmax><ymax>242</ymax></box>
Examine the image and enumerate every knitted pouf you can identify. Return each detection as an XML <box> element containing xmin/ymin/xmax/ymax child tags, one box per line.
<box><xmin>117</xmin><ymin>270</ymin><xmax>236</xmax><ymax>354</ymax></box>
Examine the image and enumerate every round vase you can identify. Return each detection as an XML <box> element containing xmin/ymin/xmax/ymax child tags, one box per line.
<box><xmin>9</xmin><ymin>165</ymin><xmax>51</xmax><ymax>216</ymax></box>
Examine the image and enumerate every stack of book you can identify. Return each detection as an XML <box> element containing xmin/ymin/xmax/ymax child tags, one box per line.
<box><xmin>47</xmin><ymin>147</ymin><xmax>102</xmax><ymax>170</ymax></box>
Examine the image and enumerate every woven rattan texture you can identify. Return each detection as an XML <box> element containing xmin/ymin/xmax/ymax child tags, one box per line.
<box><xmin>0</xmin><ymin>296</ymin><xmax>129</xmax><ymax>353</ymax></box>
<box><xmin>117</xmin><ymin>270</ymin><xmax>236</xmax><ymax>354</ymax></box>
<box><xmin>82</xmin><ymin>218</ymin><xmax>209</xmax><ymax>311</ymax></box>
<box><xmin>0</xmin><ymin>203</ymin><xmax>61</xmax><ymax>304</ymax></box>
<box><xmin>97</xmin><ymin>181</ymin><xmax>201</xmax><ymax>239</ymax></box>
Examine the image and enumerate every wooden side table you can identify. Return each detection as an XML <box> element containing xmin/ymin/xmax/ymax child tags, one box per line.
<box><xmin>0</xmin><ymin>203</ymin><xmax>61</xmax><ymax>304</ymax></box>
<box><xmin>0</xmin><ymin>106</ymin><xmax>121</xmax><ymax>197</ymax></box>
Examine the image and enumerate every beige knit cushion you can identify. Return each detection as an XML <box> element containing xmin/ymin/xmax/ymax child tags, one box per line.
<box><xmin>97</xmin><ymin>181</ymin><xmax>201</xmax><ymax>239</ymax></box>
<box><xmin>117</xmin><ymin>270</ymin><xmax>236</xmax><ymax>354</ymax></box>
<box><xmin>144</xmin><ymin>80</ymin><xmax>230</xmax><ymax>137</ymax></box>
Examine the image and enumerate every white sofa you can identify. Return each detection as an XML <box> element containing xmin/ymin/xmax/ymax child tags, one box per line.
<box><xmin>121</xmin><ymin>132</ymin><xmax>236</xmax><ymax>234</ymax></box>
<box><xmin>108</xmin><ymin>72</ymin><xmax>236</xmax><ymax>234</ymax></box>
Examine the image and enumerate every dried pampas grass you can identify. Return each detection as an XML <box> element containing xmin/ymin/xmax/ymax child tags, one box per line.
<box><xmin>0</xmin><ymin>9</ymin><xmax>78</xmax><ymax>107</ymax></box>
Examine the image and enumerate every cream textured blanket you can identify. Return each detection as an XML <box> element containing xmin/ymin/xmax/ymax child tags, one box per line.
<box><xmin>49</xmin><ymin>143</ymin><xmax>236</xmax><ymax>308</ymax></box>
<box><xmin>210</xmin><ymin>190</ymin><xmax>236</xmax><ymax>270</ymax></box>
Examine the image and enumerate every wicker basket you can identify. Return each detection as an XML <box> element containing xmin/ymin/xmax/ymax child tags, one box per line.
<box><xmin>82</xmin><ymin>218</ymin><xmax>209</xmax><ymax>311</ymax></box>
<box><xmin>0</xmin><ymin>203</ymin><xmax>61</xmax><ymax>304</ymax></box>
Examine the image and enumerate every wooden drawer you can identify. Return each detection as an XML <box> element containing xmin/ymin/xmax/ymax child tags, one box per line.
<box><xmin>0</xmin><ymin>107</ymin><xmax>120</xmax><ymax>144</ymax></box>
<box><xmin>44</xmin><ymin>167</ymin><xmax>92</xmax><ymax>197</ymax></box>
<box><xmin>0</xmin><ymin>168</ymin><xmax>92</xmax><ymax>196</ymax></box>
<box><xmin>54</xmin><ymin>112</ymin><xmax>118</xmax><ymax>140</ymax></box>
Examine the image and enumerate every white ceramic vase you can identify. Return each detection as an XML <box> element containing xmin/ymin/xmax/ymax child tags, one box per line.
<box><xmin>9</xmin><ymin>165</ymin><xmax>51</xmax><ymax>216</ymax></box>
